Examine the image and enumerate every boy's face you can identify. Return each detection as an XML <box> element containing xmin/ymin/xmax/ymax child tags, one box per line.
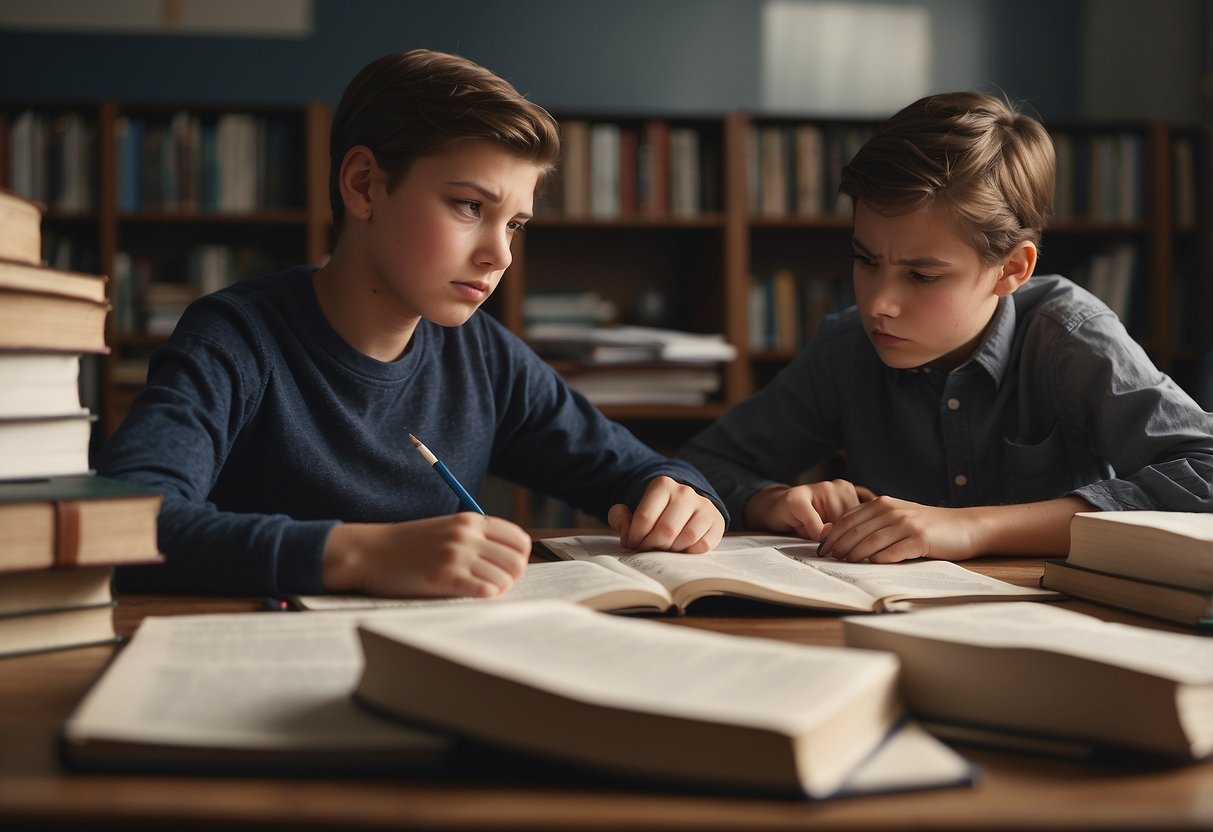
<box><xmin>850</xmin><ymin>201</ymin><xmax>1005</xmax><ymax>373</ymax></box>
<box><xmin>365</xmin><ymin>139</ymin><xmax>539</xmax><ymax>327</ymax></box>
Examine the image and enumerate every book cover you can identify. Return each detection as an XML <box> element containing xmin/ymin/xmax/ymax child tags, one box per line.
<box><xmin>0</xmin><ymin>474</ymin><xmax>163</xmax><ymax>571</ymax></box>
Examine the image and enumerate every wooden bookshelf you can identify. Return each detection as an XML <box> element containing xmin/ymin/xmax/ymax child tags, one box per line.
<box><xmin>0</xmin><ymin>99</ymin><xmax>331</xmax><ymax>439</ymax></box>
<box><xmin>2</xmin><ymin>102</ymin><xmax>1206</xmax><ymax>523</ymax></box>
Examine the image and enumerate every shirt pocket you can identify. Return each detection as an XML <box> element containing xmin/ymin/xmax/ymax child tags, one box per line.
<box><xmin>1001</xmin><ymin>426</ymin><xmax>1067</xmax><ymax>503</ymax></box>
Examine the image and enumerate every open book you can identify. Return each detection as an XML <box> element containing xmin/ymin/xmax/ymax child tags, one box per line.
<box><xmin>294</xmin><ymin>535</ymin><xmax>1058</xmax><ymax>614</ymax></box>
<box><xmin>536</xmin><ymin>534</ymin><xmax>1058</xmax><ymax>613</ymax></box>
<box><xmin>63</xmin><ymin>602</ymin><xmax>972</xmax><ymax>797</ymax></box>
<box><xmin>61</xmin><ymin>609</ymin><xmax>450</xmax><ymax>773</ymax></box>
<box><xmin>354</xmin><ymin>600</ymin><xmax>974</xmax><ymax>798</ymax></box>
<box><xmin>842</xmin><ymin>602</ymin><xmax>1213</xmax><ymax>760</ymax></box>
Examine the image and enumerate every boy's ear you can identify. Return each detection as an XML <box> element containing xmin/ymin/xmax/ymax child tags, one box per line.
<box><xmin>993</xmin><ymin>241</ymin><xmax>1037</xmax><ymax>297</ymax></box>
<box><xmin>338</xmin><ymin>145</ymin><xmax>380</xmax><ymax>221</ymax></box>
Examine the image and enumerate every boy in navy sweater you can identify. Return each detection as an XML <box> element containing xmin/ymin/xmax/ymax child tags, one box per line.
<box><xmin>100</xmin><ymin>50</ymin><xmax>726</xmax><ymax>598</ymax></box>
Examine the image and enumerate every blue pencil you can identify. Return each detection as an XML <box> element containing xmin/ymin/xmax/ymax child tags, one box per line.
<box><xmin>408</xmin><ymin>432</ymin><xmax>486</xmax><ymax>515</ymax></box>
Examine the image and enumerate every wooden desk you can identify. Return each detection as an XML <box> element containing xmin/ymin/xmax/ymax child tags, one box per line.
<box><xmin>2</xmin><ymin>559</ymin><xmax>1211</xmax><ymax>831</ymax></box>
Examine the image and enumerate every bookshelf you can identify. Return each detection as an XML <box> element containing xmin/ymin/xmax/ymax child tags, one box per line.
<box><xmin>2</xmin><ymin>102</ymin><xmax>1205</xmax><ymax>523</ymax></box>
<box><xmin>0</xmin><ymin>100</ymin><xmax>331</xmax><ymax>439</ymax></box>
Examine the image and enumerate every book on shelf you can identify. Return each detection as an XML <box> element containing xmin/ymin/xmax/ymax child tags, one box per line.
<box><xmin>842</xmin><ymin>601</ymin><xmax>1213</xmax><ymax>760</ymax></box>
<box><xmin>0</xmin><ymin>414</ymin><xmax>94</xmax><ymax>480</ymax></box>
<box><xmin>589</xmin><ymin>122</ymin><xmax>621</xmax><ymax>219</ymax></box>
<box><xmin>1041</xmin><ymin>559</ymin><xmax>1213</xmax><ymax>631</ymax></box>
<box><xmin>353</xmin><ymin>600</ymin><xmax>974</xmax><ymax>798</ymax></box>
<box><xmin>526</xmin><ymin>324</ymin><xmax>738</xmax><ymax>365</ymax></box>
<box><xmin>0</xmin><ymin>475</ymin><xmax>162</xmax><ymax>571</ymax></box>
<box><xmin>0</xmin><ymin>351</ymin><xmax>86</xmax><ymax>419</ymax></box>
<box><xmin>1064</xmin><ymin>511</ymin><xmax>1213</xmax><ymax>591</ymax></box>
<box><xmin>559</xmin><ymin>118</ymin><xmax>591</xmax><ymax>217</ymax></box>
<box><xmin>61</xmin><ymin>609</ymin><xmax>451</xmax><ymax>773</ymax></box>
<box><xmin>639</xmin><ymin>119</ymin><xmax>669</xmax><ymax>217</ymax></box>
<box><xmin>0</xmin><ymin>187</ymin><xmax>43</xmax><ymax>265</ymax></box>
<box><xmin>559</xmin><ymin>364</ymin><xmax>721</xmax><ymax>407</ymax></box>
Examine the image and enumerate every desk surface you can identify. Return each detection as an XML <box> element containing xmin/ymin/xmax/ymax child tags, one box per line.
<box><xmin>2</xmin><ymin>555</ymin><xmax>1211</xmax><ymax>831</ymax></box>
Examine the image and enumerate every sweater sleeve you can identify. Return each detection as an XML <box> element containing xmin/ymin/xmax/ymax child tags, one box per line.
<box><xmin>677</xmin><ymin>336</ymin><xmax>845</xmax><ymax>528</ymax></box>
<box><xmin>97</xmin><ymin>299</ymin><xmax>335</xmax><ymax>597</ymax></box>
<box><xmin>481</xmin><ymin>326</ymin><xmax>729</xmax><ymax>526</ymax></box>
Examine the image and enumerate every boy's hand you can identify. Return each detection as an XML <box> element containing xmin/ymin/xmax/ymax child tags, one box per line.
<box><xmin>607</xmin><ymin>476</ymin><xmax>725</xmax><ymax>554</ymax></box>
<box><xmin>817</xmin><ymin>496</ymin><xmax>977</xmax><ymax>563</ymax></box>
<box><xmin>745</xmin><ymin>480</ymin><xmax>876</xmax><ymax>540</ymax></box>
<box><xmin>323</xmin><ymin>514</ymin><xmax>532</xmax><ymax>598</ymax></box>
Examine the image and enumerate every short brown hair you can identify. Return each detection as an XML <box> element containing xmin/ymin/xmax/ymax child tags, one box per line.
<box><xmin>328</xmin><ymin>49</ymin><xmax>561</xmax><ymax>231</ymax></box>
<box><xmin>839</xmin><ymin>92</ymin><xmax>1055</xmax><ymax>264</ymax></box>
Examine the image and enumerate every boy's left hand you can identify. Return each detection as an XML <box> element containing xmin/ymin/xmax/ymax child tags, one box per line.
<box><xmin>607</xmin><ymin>476</ymin><xmax>725</xmax><ymax>554</ymax></box>
<box><xmin>817</xmin><ymin>495</ymin><xmax>978</xmax><ymax>563</ymax></box>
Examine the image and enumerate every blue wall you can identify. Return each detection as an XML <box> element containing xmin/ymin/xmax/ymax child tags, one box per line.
<box><xmin>0</xmin><ymin>0</ymin><xmax>1089</xmax><ymax>118</ymax></box>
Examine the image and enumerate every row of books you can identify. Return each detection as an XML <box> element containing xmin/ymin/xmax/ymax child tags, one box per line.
<box><xmin>115</xmin><ymin>111</ymin><xmax>304</xmax><ymax>214</ymax></box>
<box><xmin>111</xmin><ymin>243</ymin><xmax>273</xmax><ymax>336</ymax></box>
<box><xmin>0</xmin><ymin>187</ymin><xmax>161</xmax><ymax>660</ymax></box>
<box><xmin>747</xmin><ymin>270</ymin><xmax>849</xmax><ymax>353</ymax></box>
<box><xmin>4</xmin><ymin>109</ymin><xmax>96</xmax><ymax>213</ymax></box>
<box><xmin>1043</xmin><ymin>511</ymin><xmax>1213</xmax><ymax>630</ymax></box>
<box><xmin>525</xmin><ymin>323</ymin><xmax>736</xmax><ymax>407</ymax></box>
<box><xmin>1064</xmin><ymin>241</ymin><xmax>1139</xmax><ymax>325</ymax></box>
<box><xmin>745</xmin><ymin>122</ymin><xmax>873</xmax><ymax>219</ymax></box>
<box><xmin>538</xmin><ymin>119</ymin><xmax>721</xmax><ymax>219</ymax></box>
<box><xmin>1052</xmin><ymin>130</ymin><xmax>1144</xmax><ymax>224</ymax></box>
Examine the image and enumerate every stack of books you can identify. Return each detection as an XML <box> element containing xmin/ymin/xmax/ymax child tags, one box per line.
<box><xmin>526</xmin><ymin>323</ymin><xmax>737</xmax><ymax>407</ymax></box>
<box><xmin>1042</xmin><ymin>511</ymin><xmax>1213</xmax><ymax>630</ymax></box>
<box><xmin>0</xmin><ymin>188</ymin><xmax>162</xmax><ymax>658</ymax></box>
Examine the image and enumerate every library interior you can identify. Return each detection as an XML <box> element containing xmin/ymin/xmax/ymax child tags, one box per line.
<box><xmin>1</xmin><ymin>1</ymin><xmax>1212</xmax><ymax>830</ymax></box>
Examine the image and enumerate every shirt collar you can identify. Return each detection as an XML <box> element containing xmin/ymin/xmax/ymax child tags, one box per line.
<box><xmin>962</xmin><ymin>294</ymin><xmax>1017</xmax><ymax>385</ymax></box>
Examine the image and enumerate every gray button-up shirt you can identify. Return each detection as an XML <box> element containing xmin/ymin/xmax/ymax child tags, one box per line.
<box><xmin>680</xmin><ymin>275</ymin><xmax>1213</xmax><ymax>527</ymax></box>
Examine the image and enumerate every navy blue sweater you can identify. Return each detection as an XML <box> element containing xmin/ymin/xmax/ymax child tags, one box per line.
<box><xmin>99</xmin><ymin>267</ymin><xmax>726</xmax><ymax>595</ymax></box>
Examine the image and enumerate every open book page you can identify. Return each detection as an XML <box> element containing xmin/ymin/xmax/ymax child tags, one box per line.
<box><xmin>844</xmin><ymin>602</ymin><xmax>1213</xmax><ymax>682</ymax></box>
<box><xmin>541</xmin><ymin>535</ymin><xmax>1054</xmax><ymax>612</ymax></box>
<box><xmin>291</xmin><ymin>560</ymin><xmax>673</xmax><ymax>612</ymax></box>
<box><xmin>62</xmin><ymin>611</ymin><xmax>448</xmax><ymax>758</ymax></box>
<box><xmin>542</xmin><ymin>534</ymin><xmax>880</xmax><ymax>612</ymax></box>
<box><xmin>775</xmin><ymin>555</ymin><xmax>1061</xmax><ymax>610</ymax></box>
<box><xmin>356</xmin><ymin>599</ymin><xmax>904</xmax><ymax>797</ymax></box>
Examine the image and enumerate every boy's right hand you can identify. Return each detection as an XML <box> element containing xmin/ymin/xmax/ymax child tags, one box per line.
<box><xmin>322</xmin><ymin>514</ymin><xmax>532</xmax><ymax>599</ymax></box>
<box><xmin>744</xmin><ymin>480</ymin><xmax>876</xmax><ymax>541</ymax></box>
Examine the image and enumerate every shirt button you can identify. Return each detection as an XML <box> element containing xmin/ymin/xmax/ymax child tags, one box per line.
<box><xmin>954</xmin><ymin>474</ymin><xmax>968</xmax><ymax>486</ymax></box>
<box><xmin>947</xmin><ymin>398</ymin><xmax>961</xmax><ymax>410</ymax></box>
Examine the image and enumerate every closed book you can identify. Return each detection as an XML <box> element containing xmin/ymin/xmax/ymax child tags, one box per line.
<box><xmin>354</xmin><ymin>600</ymin><xmax>974</xmax><ymax>798</ymax></box>
<box><xmin>1066</xmin><ymin>511</ymin><xmax>1213</xmax><ymax>591</ymax></box>
<box><xmin>1042</xmin><ymin>559</ymin><xmax>1213</xmax><ymax>630</ymax></box>
<box><xmin>0</xmin><ymin>257</ymin><xmax>107</xmax><ymax>303</ymax></box>
<box><xmin>0</xmin><ymin>601</ymin><xmax>116</xmax><ymax>659</ymax></box>
<box><xmin>0</xmin><ymin>565</ymin><xmax>113</xmax><ymax>616</ymax></box>
<box><xmin>0</xmin><ymin>414</ymin><xmax>93</xmax><ymax>480</ymax></box>
<box><xmin>0</xmin><ymin>288</ymin><xmax>109</xmax><ymax>353</ymax></box>
<box><xmin>0</xmin><ymin>475</ymin><xmax>163</xmax><ymax>571</ymax></box>
<box><xmin>843</xmin><ymin>602</ymin><xmax>1213</xmax><ymax>760</ymax></box>
<box><xmin>0</xmin><ymin>187</ymin><xmax>43</xmax><ymax>265</ymax></box>
<box><xmin>0</xmin><ymin>352</ymin><xmax>85</xmax><ymax>419</ymax></box>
